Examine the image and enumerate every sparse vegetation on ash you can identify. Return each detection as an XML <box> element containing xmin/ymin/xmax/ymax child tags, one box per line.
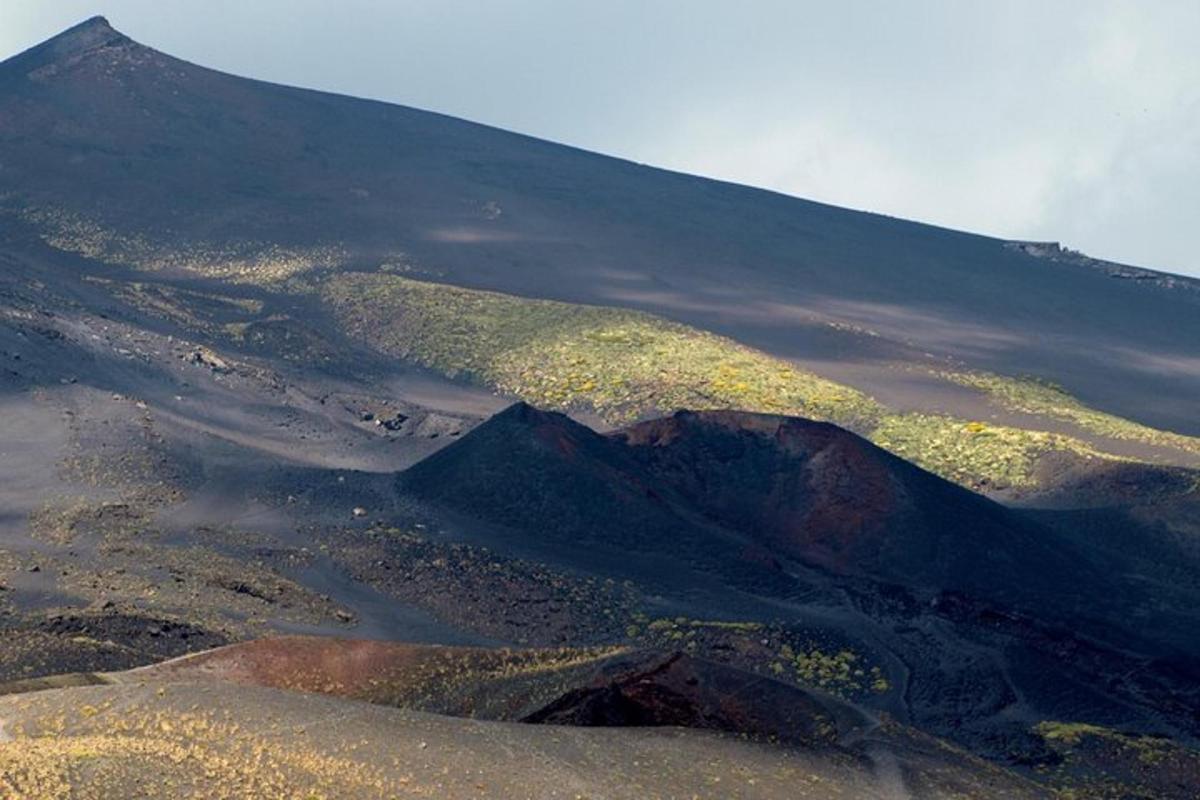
<box><xmin>322</xmin><ymin>273</ymin><xmax>1147</xmax><ymax>491</ymax></box>
<box><xmin>942</xmin><ymin>370</ymin><xmax>1200</xmax><ymax>459</ymax></box>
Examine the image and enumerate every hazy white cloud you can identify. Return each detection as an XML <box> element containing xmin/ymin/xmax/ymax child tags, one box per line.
<box><xmin>2</xmin><ymin>0</ymin><xmax>1198</xmax><ymax>275</ymax></box>
<box><xmin>643</xmin><ymin>108</ymin><xmax>1066</xmax><ymax>237</ymax></box>
<box><xmin>637</xmin><ymin>1</ymin><xmax>1200</xmax><ymax>275</ymax></box>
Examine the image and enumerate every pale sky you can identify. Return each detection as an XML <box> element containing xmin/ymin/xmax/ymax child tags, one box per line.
<box><xmin>4</xmin><ymin>1</ymin><xmax>1199</xmax><ymax>277</ymax></box>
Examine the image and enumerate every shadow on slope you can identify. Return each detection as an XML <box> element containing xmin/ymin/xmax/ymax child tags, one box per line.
<box><xmin>401</xmin><ymin>403</ymin><xmax>1107</xmax><ymax>619</ymax></box>
<box><xmin>1</xmin><ymin>16</ymin><xmax>1198</xmax><ymax>437</ymax></box>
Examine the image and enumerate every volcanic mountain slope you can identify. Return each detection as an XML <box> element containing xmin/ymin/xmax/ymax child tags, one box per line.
<box><xmin>402</xmin><ymin>404</ymin><xmax>1200</xmax><ymax>763</ymax></box>
<box><xmin>614</xmin><ymin>410</ymin><xmax>1200</xmax><ymax>655</ymax></box>
<box><xmin>2</xmin><ymin>15</ymin><xmax>1200</xmax><ymax>513</ymax></box>
<box><xmin>617</xmin><ymin>411</ymin><xmax>1095</xmax><ymax>601</ymax></box>
<box><xmin>0</xmin><ymin>16</ymin><xmax>1197</xmax><ymax>797</ymax></box>
<box><xmin>400</xmin><ymin>402</ymin><xmax>799</xmax><ymax>594</ymax></box>
<box><xmin>1</xmin><ymin>15</ymin><xmax>1199</xmax><ymax>444</ymax></box>
<box><xmin>403</xmin><ymin>404</ymin><xmax>1099</xmax><ymax>614</ymax></box>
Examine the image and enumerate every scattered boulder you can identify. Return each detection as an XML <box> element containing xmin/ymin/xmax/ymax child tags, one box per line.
<box><xmin>380</xmin><ymin>413</ymin><xmax>408</xmax><ymax>431</ymax></box>
<box><xmin>187</xmin><ymin>346</ymin><xmax>232</xmax><ymax>374</ymax></box>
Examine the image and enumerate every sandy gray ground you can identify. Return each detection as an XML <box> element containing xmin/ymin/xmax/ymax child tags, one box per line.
<box><xmin>0</xmin><ymin>678</ymin><xmax>1050</xmax><ymax>799</ymax></box>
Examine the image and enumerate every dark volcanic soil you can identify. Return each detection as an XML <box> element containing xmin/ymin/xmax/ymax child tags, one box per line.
<box><xmin>0</xmin><ymin>16</ymin><xmax>1197</xmax><ymax>798</ymax></box>
<box><xmin>2</xmin><ymin>16</ymin><xmax>1199</xmax><ymax>438</ymax></box>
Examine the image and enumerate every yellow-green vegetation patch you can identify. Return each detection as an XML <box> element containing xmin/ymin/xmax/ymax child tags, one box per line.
<box><xmin>21</xmin><ymin>205</ymin><xmax>347</xmax><ymax>283</ymax></box>
<box><xmin>772</xmin><ymin>643</ymin><xmax>889</xmax><ymax>695</ymax></box>
<box><xmin>641</xmin><ymin>616</ymin><xmax>764</xmax><ymax>643</ymax></box>
<box><xmin>943</xmin><ymin>370</ymin><xmax>1200</xmax><ymax>459</ymax></box>
<box><xmin>494</xmin><ymin>326</ymin><xmax>880</xmax><ymax>425</ymax></box>
<box><xmin>1037</xmin><ymin>720</ymin><xmax>1118</xmax><ymax>746</ymax></box>
<box><xmin>0</xmin><ymin>700</ymin><xmax>406</xmax><ymax>799</ymax></box>
<box><xmin>870</xmin><ymin>413</ymin><xmax>1115</xmax><ymax>490</ymax></box>
<box><xmin>1035</xmin><ymin>721</ymin><xmax>1172</xmax><ymax>764</ymax></box>
<box><xmin>634</xmin><ymin>615</ymin><xmax>889</xmax><ymax>699</ymax></box>
<box><xmin>1032</xmin><ymin>720</ymin><xmax>1199</xmax><ymax>799</ymax></box>
<box><xmin>465</xmin><ymin>645</ymin><xmax>630</xmax><ymax>682</ymax></box>
<box><xmin>322</xmin><ymin>272</ymin><xmax>882</xmax><ymax>426</ymax></box>
<box><xmin>323</xmin><ymin>273</ymin><xmax>1146</xmax><ymax>491</ymax></box>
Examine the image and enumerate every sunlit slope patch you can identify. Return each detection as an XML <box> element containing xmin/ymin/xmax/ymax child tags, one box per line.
<box><xmin>322</xmin><ymin>272</ymin><xmax>882</xmax><ymax>426</ymax></box>
<box><xmin>17</xmin><ymin>205</ymin><xmax>349</xmax><ymax>283</ymax></box>
<box><xmin>321</xmin><ymin>273</ymin><xmax>1148</xmax><ymax>491</ymax></box>
<box><xmin>942</xmin><ymin>371</ymin><xmax>1200</xmax><ymax>459</ymax></box>
<box><xmin>872</xmin><ymin>413</ymin><xmax>1110</xmax><ymax>490</ymax></box>
<box><xmin>18</xmin><ymin>198</ymin><xmax>1195</xmax><ymax>492</ymax></box>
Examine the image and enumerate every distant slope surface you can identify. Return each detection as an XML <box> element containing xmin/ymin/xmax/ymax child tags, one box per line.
<box><xmin>1</xmin><ymin>17</ymin><xmax>1198</xmax><ymax>436</ymax></box>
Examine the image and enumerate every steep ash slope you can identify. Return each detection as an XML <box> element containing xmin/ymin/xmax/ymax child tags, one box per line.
<box><xmin>617</xmin><ymin>411</ymin><xmax>1092</xmax><ymax>604</ymax></box>
<box><xmin>404</xmin><ymin>404</ymin><xmax>1102</xmax><ymax>615</ymax></box>
<box><xmin>1</xmin><ymin>17</ymin><xmax>1198</xmax><ymax>436</ymax></box>
<box><xmin>401</xmin><ymin>404</ymin><xmax>1200</xmax><ymax>761</ymax></box>
<box><xmin>400</xmin><ymin>402</ymin><xmax>798</xmax><ymax>593</ymax></box>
